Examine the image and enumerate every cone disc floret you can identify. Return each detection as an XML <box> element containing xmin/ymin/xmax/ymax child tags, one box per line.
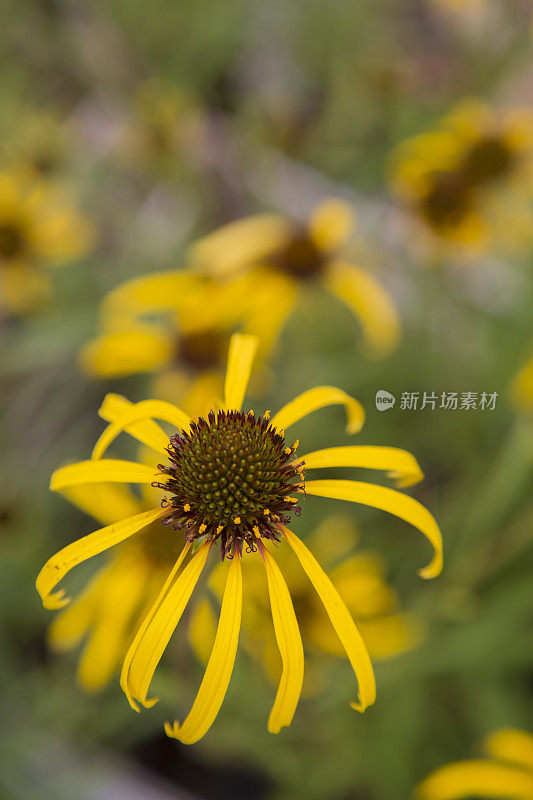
<box><xmin>155</xmin><ymin>409</ymin><xmax>305</xmax><ymax>558</ymax></box>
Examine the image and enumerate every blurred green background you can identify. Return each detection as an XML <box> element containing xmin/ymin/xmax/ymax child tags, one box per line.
<box><xmin>1</xmin><ymin>1</ymin><xmax>533</xmax><ymax>799</ymax></box>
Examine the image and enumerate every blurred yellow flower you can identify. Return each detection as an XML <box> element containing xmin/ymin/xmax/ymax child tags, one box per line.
<box><xmin>190</xmin><ymin>515</ymin><xmax>423</xmax><ymax>691</ymax></box>
<box><xmin>38</xmin><ymin>334</ymin><xmax>442</xmax><ymax>744</ymax></box>
<box><xmin>189</xmin><ymin>198</ymin><xmax>400</xmax><ymax>358</ymax></box>
<box><xmin>509</xmin><ymin>354</ymin><xmax>533</xmax><ymax>415</ymax></box>
<box><xmin>389</xmin><ymin>99</ymin><xmax>533</xmax><ymax>254</ymax></box>
<box><xmin>1</xmin><ymin>109</ymin><xmax>70</xmax><ymax>179</ymax></box>
<box><xmin>0</xmin><ymin>170</ymin><xmax>93</xmax><ymax>315</ymax></box>
<box><xmin>79</xmin><ymin>271</ymin><xmax>255</xmax><ymax>414</ymax></box>
<box><xmin>415</xmin><ymin>728</ymin><xmax>533</xmax><ymax>799</ymax></box>
<box><xmin>47</xmin><ymin>439</ymin><xmax>181</xmax><ymax>694</ymax></box>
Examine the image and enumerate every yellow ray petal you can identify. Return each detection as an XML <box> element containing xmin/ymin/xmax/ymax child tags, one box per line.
<box><xmin>51</xmin><ymin>459</ymin><xmax>158</xmax><ymax>491</ymax></box>
<box><xmin>261</xmin><ymin>546</ymin><xmax>304</xmax><ymax>734</ymax></box>
<box><xmin>282</xmin><ymin>528</ymin><xmax>376</xmax><ymax>712</ymax></box>
<box><xmin>36</xmin><ymin>506</ymin><xmax>166</xmax><ymax>609</ymax></box>
<box><xmin>165</xmin><ymin>555</ymin><xmax>242</xmax><ymax>744</ymax></box>
<box><xmin>60</xmin><ymin>483</ymin><xmax>143</xmax><ymax>526</ymax></box>
<box><xmin>189</xmin><ymin>214</ymin><xmax>292</xmax><ymax>277</ymax></box>
<box><xmin>223</xmin><ymin>334</ymin><xmax>258</xmax><ymax>411</ymax></box>
<box><xmin>101</xmin><ymin>270</ymin><xmax>203</xmax><ymax>318</ymax></box>
<box><xmin>243</xmin><ymin>269</ymin><xmax>298</xmax><ymax>358</ymax></box>
<box><xmin>79</xmin><ymin>329</ymin><xmax>172</xmax><ymax>379</ymax></box>
<box><xmin>272</xmin><ymin>387</ymin><xmax>365</xmax><ymax>435</ymax></box>
<box><xmin>415</xmin><ymin>760</ymin><xmax>533</xmax><ymax>800</ymax></box>
<box><xmin>120</xmin><ymin>543</ymin><xmax>191</xmax><ymax>710</ymax></box>
<box><xmin>188</xmin><ymin>597</ymin><xmax>218</xmax><ymax>664</ymax></box>
<box><xmin>77</xmin><ymin>558</ymin><xmax>146</xmax><ymax>694</ymax></box>
<box><xmin>123</xmin><ymin>543</ymin><xmax>209</xmax><ymax>711</ymax></box>
<box><xmin>300</xmin><ymin>446</ymin><xmax>424</xmax><ymax>488</ymax></box>
<box><xmin>92</xmin><ymin>399</ymin><xmax>190</xmax><ymax>460</ymax></box>
<box><xmin>324</xmin><ymin>261</ymin><xmax>400</xmax><ymax>358</ymax></box>
<box><xmin>484</xmin><ymin>728</ymin><xmax>533</xmax><ymax>772</ymax></box>
<box><xmin>308</xmin><ymin>198</ymin><xmax>355</xmax><ymax>253</ymax></box>
<box><xmin>305</xmin><ymin>480</ymin><xmax>442</xmax><ymax>579</ymax></box>
<box><xmin>99</xmin><ymin>394</ymin><xmax>171</xmax><ymax>455</ymax></box>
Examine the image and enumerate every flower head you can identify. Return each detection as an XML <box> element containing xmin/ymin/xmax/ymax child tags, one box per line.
<box><xmin>415</xmin><ymin>728</ymin><xmax>533</xmax><ymax>800</ymax></box>
<box><xmin>389</xmin><ymin>99</ymin><xmax>533</xmax><ymax>253</ymax></box>
<box><xmin>189</xmin><ymin>198</ymin><xmax>400</xmax><ymax>358</ymax></box>
<box><xmin>38</xmin><ymin>334</ymin><xmax>442</xmax><ymax>744</ymax></box>
<box><xmin>0</xmin><ymin>170</ymin><xmax>93</xmax><ymax>315</ymax></box>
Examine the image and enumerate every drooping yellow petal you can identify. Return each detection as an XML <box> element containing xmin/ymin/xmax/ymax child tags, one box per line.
<box><xmin>282</xmin><ymin>528</ymin><xmax>376</xmax><ymax>712</ymax></box>
<box><xmin>99</xmin><ymin>394</ymin><xmax>171</xmax><ymax>455</ymax></box>
<box><xmin>243</xmin><ymin>268</ymin><xmax>298</xmax><ymax>358</ymax></box>
<box><xmin>484</xmin><ymin>728</ymin><xmax>533</xmax><ymax>772</ymax></box>
<box><xmin>272</xmin><ymin>386</ymin><xmax>365</xmax><ymax>435</ymax></box>
<box><xmin>223</xmin><ymin>333</ymin><xmax>258</xmax><ymax>411</ymax></box>
<box><xmin>77</xmin><ymin>557</ymin><xmax>146</xmax><ymax>694</ymax></box>
<box><xmin>51</xmin><ymin>459</ymin><xmax>157</xmax><ymax>491</ymax></box>
<box><xmin>308</xmin><ymin>198</ymin><xmax>355</xmax><ymax>253</ymax></box>
<box><xmin>92</xmin><ymin>399</ymin><xmax>190</xmax><ymax>460</ymax></box>
<box><xmin>165</xmin><ymin>555</ymin><xmax>242</xmax><ymax>744</ymax></box>
<box><xmin>189</xmin><ymin>214</ymin><xmax>292</xmax><ymax>277</ymax></box>
<box><xmin>101</xmin><ymin>271</ymin><xmax>204</xmax><ymax>320</ymax></box>
<box><xmin>36</xmin><ymin>506</ymin><xmax>166</xmax><ymax>609</ymax></box>
<box><xmin>415</xmin><ymin>760</ymin><xmax>533</xmax><ymax>800</ymax></box>
<box><xmin>261</xmin><ymin>546</ymin><xmax>304</xmax><ymax>734</ymax></box>
<box><xmin>123</xmin><ymin>543</ymin><xmax>209</xmax><ymax>711</ymax></box>
<box><xmin>120</xmin><ymin>542</ymin><xmax>191</xmax><ymax>710</ymax></box>
<box><xmin>305</xmin><ymin>480</ymin><xmax>443</xmax><ymax>579</ymax></box>
<box><xmin>324</xmin><ymin>261</ymin><xmax>400</xmax><ymax>358</ymax></box>
<box><xmin>188</xmin><ymin>597</ymin><xmax>218</xmax><ymax>664</ymax></box>
<box><xmin>60</xmin><ymin>483</ymin><xmax>143</xmax><ymax>526</ymax></box>
<box><xmin>300</xmin><ymin>446</ymin><xmax>424</xmax><ymax>488</ymax></box>
<box><xmin>79</xmin><ymin>329</ymin><xmax>172</xmax><ymax>379</ymax></box>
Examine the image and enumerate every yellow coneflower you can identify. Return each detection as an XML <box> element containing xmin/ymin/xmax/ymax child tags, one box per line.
<box><xmin>1</xmin><ymin>108</ymin><xmax>69</xmax><ymax>179</ymax></box>
<box><xmin>190</xmin><ymin>515</ymin><xmax>422</xmax><ymax>688</ymax></box>
<box><xmin>509</xmin><ymin>354</ymin><xmax>533</xmax><ymax>415</ymax></box>
<box><xmin>47</xmin><ymin>443</ymin><xmax>183</xmax><ymax>694</ymax></box>
<box><xmin>189</xmin><ymin>198</ymin><xmax>400</xmax><ymax>359</ymax></box>
<box><xmin>415</xmin><ymin>728</ymin><xmax>533</xmax><ymax>800</ymax></box>
<box><xmin>79</xmin><ymin>272</ymin><xmax>254</xmax><ymax>414</ymax></box>
<box><xmin>37</xmin><ymin>334</ymin><xmax>442</xmax><ymax>744</ymax></box>
<box><xmin>389</xmin><ymin>99</ymin><xmax>533</xmax><ymax>253</ymax></box>
<box><xmin>0</xmin><ymin>170</ymin><xmax>93</xmax><ymax>315</ymax></box>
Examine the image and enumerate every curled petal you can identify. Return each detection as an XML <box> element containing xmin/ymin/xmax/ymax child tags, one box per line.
<box><xmin>305</xmin><ymin>479</ymin><xmax>443</xmax><ymax>579</ymax></box>
<box><xmin>99</xmin><ymin>394</ymin><xmax>171</xmax><ymax>455</ymax></box>
<box><xmin>50</xmin><ymin>459</ymin><xmax>157</xmax><ymax>491</ymax></box>
<box><xmin>92</xmin><ymin>399</ymin><xmax>190</xmax><ymax>460</ymax></box>
<box><xmin>261</xmin><ymin>546</ymin><xmax>304</xmax><ymax>734</ymax></box>
<box><xmin>300</xmin><ymin>445</ymin><xmax>424</xmax><ymax>488</ymax></box>
<box><xmin>223</xmin><ymin>334</ymin><xmax>258</xmax><ymax>411</ymax></box>
<box><xmin>121</xmin><ymin>543</ymin><xmax>208</xmax><ymax>711</ymax></box>
<box><xmin>165</xmin><ymin>555</ymin><xmax>242</xmax><ymax>744</ymax></box>
<box><xmin>36</xmin><ymin>507</ymin><xmax>166</xmax><ymax>609</ymax></box>
<box><xmin>272</xmin><ymin>387</ymin><xmax>365</xmax><ymax>435</ymax></box>
<box><xmin>282</xmin><ymin>528</ymin><xmax>376</xmax><ymax>712</ymax></box>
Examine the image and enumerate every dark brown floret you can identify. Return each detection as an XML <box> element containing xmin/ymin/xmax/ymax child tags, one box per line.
<box><xmin>154</xmin><ymin>409</ymin><xmax>305</xmax><ymax>558</ymax></box>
